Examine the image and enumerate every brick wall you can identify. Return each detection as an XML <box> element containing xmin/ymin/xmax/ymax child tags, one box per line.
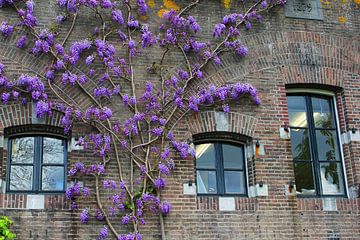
<box><xmin>0</xmin><ymin>0</ymin><xmax>359</xmax><ymax>239</ymax></box>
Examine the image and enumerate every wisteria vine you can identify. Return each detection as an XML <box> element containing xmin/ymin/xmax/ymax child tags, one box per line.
<box><xmin>0</xmin><ymin>0</ymin><xmax>285</xmax><ymax>239</ymax></box>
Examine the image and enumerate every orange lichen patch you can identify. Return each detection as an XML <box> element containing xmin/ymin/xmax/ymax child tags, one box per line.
<box><xmin>163</xmin><ymin>0</ymin><xmax>180</xmax><ymax>11</ymax></box>
<box><xmin>354</xmin><ymin>0</ymin><xmax>360</xmax><ymax>4</ymax></box>
<box><xmin>139</xmin><ymin>15</ymin><xmax>149</xmax><ymax>21</ymax></box>
<box><xmin>158</xmin><ymin>9</ymin><xmax>168</xmax><ymax>18</ymax></box>
<box><xmin>338</xmin><ymin>16</ymin><xmax>347</xmax><ymax>23</ymax></box>
<box><xmin>223</xmin><ymin>0</ymin><xmax>232</xmax><ymax>8</ymax></box>
<box><xmin>148</xmin><ymin>0</ymin><xmax>155</xmax><ymax>8</ymax></box>
<box><xmin>157</xmin><ymin>0</ymin><xmax>180</xmax><ymax>18</ymax></box>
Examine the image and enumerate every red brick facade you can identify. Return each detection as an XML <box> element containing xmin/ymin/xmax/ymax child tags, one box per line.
<box><xmin>0</xmin><ymin>1</ymin><xmax>359</xmax><ymax>239</ymax></box>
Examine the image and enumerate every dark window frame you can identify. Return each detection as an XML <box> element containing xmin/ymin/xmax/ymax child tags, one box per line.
<box><xmin>6</xmin><ymin>134</ymin><xmax>67</xmax><ymax>194</ymax></box>
<box><xmin>194</xmin><ymin>132</ymin><xmax>249</xmax><ymax>197</ymax></box>
<box><xmin>287</xmin><ymin>93</ymin><xmax>347</xmax><ymax>197</ymax></box>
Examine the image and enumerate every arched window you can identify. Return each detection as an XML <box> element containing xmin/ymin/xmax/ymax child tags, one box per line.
<box><xmin>5</xmin><ymin>125</ymin><xmax>67</xmax><ymax>193</ymax></box>
<box><xmin>286</xmin><ymin>93</ymin><xmax>346</xmax><ymax>196</ymax></box>
<box><xmin>194</xmin><ymin>132</ymin><xmax>249</xmax><ymax>196</ymax></box>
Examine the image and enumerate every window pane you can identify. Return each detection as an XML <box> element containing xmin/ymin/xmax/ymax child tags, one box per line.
<box><xmin>290</xmin><ymin>129</ymin><xmax>311</xmax><ymax>161</ymax></box>
<box><xmin>42</xmin><ymin>166</ymin><xmax>65</xmax><ymax>191</ymax></box>
<box><xmin>196</xmin><ymin>170</ymin><xmax>217</xmax><ymax>194</ymax></box>
<box><xmin>11</xmin><ymin>137</ymin><xmax>34</xmax><ymax>164</ymax></box>
<box><xmin>287</xmin><ymin>96</ymin><xmax>308</xmax><ymax>127</ymax></box>
<box><xmin>312</xmin><ymin>97</ymin><xmax>334</xmax><ymax>129</ymax></box>
<box><xmin>320</xmin><ymin>162</ymin><xmax>345</xmax><ymax>195</ymax></box>
<box><xmin>315</xmin><ymin>130</ymin><xmax>340</xmax><ymax>161</ymax></box>
<box><xmin>224</xmin><ymin>171</ymin><xmax>245</xmax><ymax>194</ymax></box>
<box><xmin>222</xmin><ymin>144</ymin><xmax>243</xmax><ymax>169</ymax></box>
<box><xmin>9</xmin><ymin>166</ymin><xmax>33</xmax><ymax>190</ymax></box>
<box><xmin>196</xmin><ymin>143</ymin><xmax>216</xmax><ymax>168</ymax></box>
<box><xmin>43</xmin><ymin>137</ymin><xmax>65</xmax><ymax>164</ymax></box>
<box><xmin>294</xmin><ymin>162</ymin><xmax>316</xmax><ymax>195</ymax></box>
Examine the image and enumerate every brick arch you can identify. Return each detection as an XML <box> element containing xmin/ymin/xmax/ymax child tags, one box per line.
<box><xmin>0</xmin><ymin>43</ymin><xmax>48</xmax><ymax>75</ymax></box>
<box><xmin>0</xmin><ymin>103</ymin><xmax>63</xmax><ymax>132</ymax></box>
<box><xmin>196</xmin><ymin>31</ymin><xmax>359</xmax><ymax>90</ymax></box>
<box><xmin>186</xmin><ymin>111</ymin><xmax>258</xmax><ymax>138</ymax></box>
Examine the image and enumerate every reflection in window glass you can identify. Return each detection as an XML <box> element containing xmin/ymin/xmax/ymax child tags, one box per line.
<box><xmin>222</xmin><ymin>144</ymin><xmax>243</xmax><ymax>169</ymax></box>
<box><xmin>224</xmin><ymin>171</ymin><xmax>245</xmax><ymax>194</ymax></box>
<box><xmin>43</xmin><ymin>138</ymin><xmax>65</xmax><ymax>164</ymax></box>
<box><xmin>312</xmin><ymin>97</ymin><xmax>334</xmax><ymax>129</ymax></box>
<box><xmin>290</xmin><ymin>129</ymin><xmax>311</xmax><ymax>161</ymax></box>
<box><xmin>42</xmin><ymin>166</ymin><xmax>65</xmax><ymax>191</ymax></box>
<box><xmin>196</xmin><ymin>171</ymin><xmax>217</xmax><ymax>194</ymax></box>
<box><xmin>11</xmin><ymin>137</ymin><xmax>34</xmax><ymax>164</ymax></box>
<box><xmin>196</xmin><ymin>144</ymin><xmax>216</xmax><ymax>168</ymax></box>
<box><xmin>294</xmin><ymin>162</ymin><xmax>315</xmax><ymax>195</ymax></box>
<box><xmin>9</xmin><ymin>166</ymin><xmax>33</xmax><ymax>190</ymax></box>
<box><xmin>320</xmin><ymin>162</ymin><xmax>344</xmax><ymax>195</ymax></box>
<box><xmin>315</xmin><ymin>130</ymin><xmax>339</xmax><ymax>161</ymax></box>
<box><xmin>287</xmin><ymin>96</ymin><xmax>308</xmax><ymax>127</ymax></box>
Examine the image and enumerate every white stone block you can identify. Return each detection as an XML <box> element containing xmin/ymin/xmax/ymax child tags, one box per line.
<box><xmin>31</xmin><ymin>102</ymin><xmax>45</xmax><ymax>124</ymax></box>
<box><xmin>69</xmin><ymin>137</ymin><xmax>84</xmax><ymax>152</ymax></box>
<box><xmin>322</xmin><ymin>198</ymin><xmax>337</xmax><ymax>211</ymax></box>
<box><xmin>183</xmin><ymin>183</ymin><xmax>196</xmax><ymax>195</ymax></box>
<box><xmin>249</xmin><ymin>185</ymin><xmax>256</xmax><ymax>198</ymax></box>
<box><xmin>219</xmin><ymin>197</ymin><xmax>235</xmax><ymax>211</ymax></box>
<box><xmin>255</xmin><ymin>184</ymin><xmax>268</xmax><ymax>196</ymax></box>
<box><xmin>26</xmin><ymin>195</ymin><xmax>45</xmax><ymax>209</ymax></box>
<box><xmin>215</xmin><ymin>112</ymin><xmax>228</xmax><ymax>131</ymax></box>
<box><xmin>279</xmin><ymin>127</ymin><xmax>291</xmax><ymax>139</ymax></box>
<box><xmin>341</xmin><ymin>130</ymin><xmax>360</xmax><ymax>145</ymax></box>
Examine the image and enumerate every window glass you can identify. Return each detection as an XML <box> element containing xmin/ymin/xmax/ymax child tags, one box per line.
<box><xmin>196</xmin><ymin>170</ymin><xmax>217</xmax><ymax>194</ymax></box>
<box><xmin>222</xmin><ymin>144</ymin><xmax>243</xmax><ymax>169</ymax></box>
<box><xmin>287</xmin><ymin>96</ymin><xmax>308</xmax><ymax>127</ymax></box>
<box><xmin>9</xmin><ymin>165</ymin><xmax>33</xmax><ymax>191</ymax></box>
<box><xmin>196</xmin><ymin>143</ymin><xmax>216</xmax><ymax>168</ymax></box>
<box><xmin>294</xmin><ymin>162</ymin><xmax>315</xmax><ymax>195</ymax></box>
<box><xmin>224</xmin><ymin>171</ymin><xmax>245</xmax><ymax>194</ymax></box>
<box><xmin>290</xmin><ymin>129</ymin><xmax>311</xmax><ymax>161</ymax></box>
<box><xmin>42</xmin><ymin>166</ymin><xmax>65</xmax><ymax>191</ymax></box>
<box><xmin>312</xmin><ymin>97</ymin><xmax>334</xmax><ymax>128</ymax></box>
<box><xmin>315</xmin><ymin>130</ymin><xmax>340</xmax><ymax>161</ymax></box>
<box><xmin>320</xmin><ymin>162</ymin><xmax>345</xmax><ymax>195</ymax></box>
<box><xmin>11</xmin><ymin>137</ymin><xmax>34</xmax><ymax>164</ymax></box>
<box><xmin>43</xmin><ymin>137</ymin><xmax>65</xmax><ymax>164</ymax></box>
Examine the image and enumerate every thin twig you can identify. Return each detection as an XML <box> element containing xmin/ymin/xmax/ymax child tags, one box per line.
<box><xmin>62</xmin><ymin>12</ymin><xmax>78</xmax><ymax>46</ymax></box>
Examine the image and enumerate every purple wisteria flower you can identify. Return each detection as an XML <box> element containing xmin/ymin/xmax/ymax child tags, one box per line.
<box><xmin>80</xmin><ymin>209</ymin><xmax>89</xmax><ymax>224</ymax></box>
<box><xmin>160</xmin><ymin>202</ymin><xmax>171</xmax><ymax>215</ymax></box>
<box><xmin>0</xmin><ymin>21</ymin><xmax>13</xmax><ymax>37</ymax></box>
<box><xmin>83</xmin><ymin>187</ymin><xmax>90</xmax><ymax>197</ymax></box>
<box><xmin>122</xmin><ymin>214</ymin><xmax>131</xmax><ymax>225</ymax></box>
<box><xmin>112</xmin><ymin>9</ymin><xmax>124</xmax><ymax>25</ymax></box>
<box><xmin>154</xmin><ymin>177</ymin><xmax>166</xmax><ymax>189</ymax></box>
<box><xmin>158</xmin><ymin>163</ymin><xmax>170</xmax><ymax>176</ymax></box>
<box><xmin>98</xmin><ymin>226</ymin><xmax>108</xmax><ymax>240</ymax></box>
<box><xmin>96</xmin><ymin>209</ymin><xmax>104</xmax><ymax>221</ymax></box>
<box><xmin>236</xmin><ymin>45</ymin><xmax>248</xmax><ymax>57</ymax></box>
<box><xmin>56</xmin><ymin>15</ymin><xmax>67</xmax><ymax>23</ymax></box>
<box><xmin>17</xmin><ymin>35</ymin><xmax>28</xmax><ymax>48</ymax></box>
